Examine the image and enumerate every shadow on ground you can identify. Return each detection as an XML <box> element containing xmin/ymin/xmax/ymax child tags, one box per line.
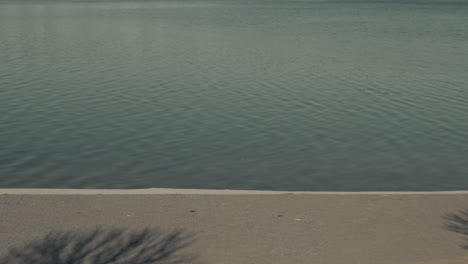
<box><xmin>0</xmin><ymin>227</ymin><xmax>197</xmax><ymax>264</ymax></box>
<box><xmin>444</xmin><ymin>209</ymin><xmax>468</xmax><ymax>249</ymax></box>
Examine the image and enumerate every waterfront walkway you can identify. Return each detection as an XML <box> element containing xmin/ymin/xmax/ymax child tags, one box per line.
<box><xmin>1</xmin><ymin>189</ymin><xmax>468</xmax><ymax>264</ymax></box>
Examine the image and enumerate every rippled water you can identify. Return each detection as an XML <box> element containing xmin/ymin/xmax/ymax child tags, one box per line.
<box><xmin>1</xmin><ymin>0</ymin><xmax>468</xmax><ymax>190</ymax></box>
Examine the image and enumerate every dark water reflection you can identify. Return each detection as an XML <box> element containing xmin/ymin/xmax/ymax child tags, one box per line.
<box><xmin>0</xmin><ymin>0</ymin><xmax>468</xmax><ymax>190</ymax></box>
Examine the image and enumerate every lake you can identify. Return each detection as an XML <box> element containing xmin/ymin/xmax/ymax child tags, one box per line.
<box><xmin>1</xmin><ymin>0</ymin><xmax>467</xmax><ymax>190</ymax></box>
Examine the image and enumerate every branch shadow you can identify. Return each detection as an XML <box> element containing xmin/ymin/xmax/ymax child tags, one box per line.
<box><xmin>443</xmin><ymin>209</ymin><xmax>468</xmax><ymax>249</ymax></box>
<box><xmin>0</xmin><ymin>227</ymin><xmax>198</xmax><ymax>264</ymax></box>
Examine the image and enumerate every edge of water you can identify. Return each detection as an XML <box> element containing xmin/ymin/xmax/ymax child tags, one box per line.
<box><xmin>1</xmin><ymin>188</ymin><xmax>468</xmax><ymax>195</ymax></box>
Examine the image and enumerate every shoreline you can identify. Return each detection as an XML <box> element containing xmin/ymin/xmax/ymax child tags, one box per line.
<box><xmin>1</xmin><ymin>187</ymin><xmax>468</xmax><ymax>195</ymax></box>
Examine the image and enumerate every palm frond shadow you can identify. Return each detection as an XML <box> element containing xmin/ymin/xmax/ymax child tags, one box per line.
<box><xmin>444</xmin><ymin>209</ymin><xmax>468</xmax><ymax>249</ymax></box>
<box><xmin>0</xmin><ymin>227</ymin><xmax>198</xmax><ymax>264</ymax></box>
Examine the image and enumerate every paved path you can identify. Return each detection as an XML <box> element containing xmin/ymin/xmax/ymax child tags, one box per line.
<box><xmin>1</xmin><ymin>189</ymin><xmax>468</xmax><ymax>264</ymax></box>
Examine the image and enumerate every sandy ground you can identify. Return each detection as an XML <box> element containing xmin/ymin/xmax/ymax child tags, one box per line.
<box><xmin>1</xmin><ymin>188</ymin><xmax>468</xmax><ymax>264</ymax></box>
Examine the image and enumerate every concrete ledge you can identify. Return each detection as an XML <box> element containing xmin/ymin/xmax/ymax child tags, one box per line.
<box><xmin>1</xmin><ymin>188</ymin><xmax>468</xmax><ymax>195</ymax></box>
<box><xmin>2</xmin><ymin>188</ymin><xmax>468</xmax><ymax>263</ymax></box>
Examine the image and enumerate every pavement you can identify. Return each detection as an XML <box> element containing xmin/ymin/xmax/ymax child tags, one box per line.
<box><xmin>1</xmin><ymin>188</ymin><xmax>468</xmax><ymax>264</ymax></box>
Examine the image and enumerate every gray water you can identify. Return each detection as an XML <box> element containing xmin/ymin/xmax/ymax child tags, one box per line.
<box><xmin>1</xmin><ymin>0</ymin><xmax>468</xmax><ymax>191</ymax></box>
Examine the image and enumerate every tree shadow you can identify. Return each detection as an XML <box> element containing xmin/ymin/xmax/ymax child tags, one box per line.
<box><xmin>443</xmin><ymin>209</ymin><xmax>468</xmax><ymax>249</ymax></box>
<box><xmin>0</xmin><ymin>227</ymin><xmax>198</xmax><ymax>264</ymax></box>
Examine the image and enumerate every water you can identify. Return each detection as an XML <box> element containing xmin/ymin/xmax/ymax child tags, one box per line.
<box><xmin>0</xmin><ymin>0</ymin><xmax>467</xmax><ymax>191</ymax></box>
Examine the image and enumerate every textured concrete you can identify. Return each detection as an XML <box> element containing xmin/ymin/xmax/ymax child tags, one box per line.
<box><xmin>1</xmin><ymin>189</ymin><xmax>468</xmax><ymax>264</ymax></box>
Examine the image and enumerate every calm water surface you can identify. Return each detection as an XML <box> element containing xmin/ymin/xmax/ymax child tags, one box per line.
<box><xmin>1</xmin><ymin>0</ymin><xmax>468</xmax><ymax>190</ymax></box>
